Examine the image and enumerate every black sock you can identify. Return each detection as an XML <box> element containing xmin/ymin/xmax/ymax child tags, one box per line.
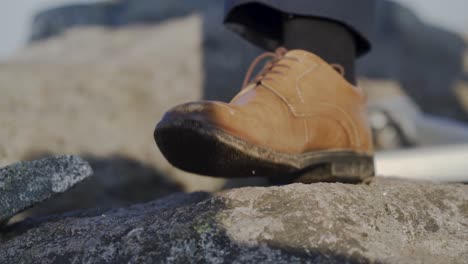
<box><xmin>283</xmin><ymin>16</ymin><xmax>357</xmax><ymax>84</ymax></box>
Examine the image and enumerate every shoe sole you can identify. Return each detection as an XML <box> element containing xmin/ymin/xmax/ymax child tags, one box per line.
<box><xmin>155</xmin><ymin>119</ymin><xmax>375</xmax><ymax>183</ymax></box>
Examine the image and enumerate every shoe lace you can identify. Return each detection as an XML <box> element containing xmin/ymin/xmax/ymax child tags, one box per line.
<box><xmin>242</xmin><ymin>47</ymin><xmax>292</xmax><ymax>89</ymax></box>
<box><xmin>242</xmin><ymin>47</ymin><xmax>345</xmax><ymax>89</ymax></box>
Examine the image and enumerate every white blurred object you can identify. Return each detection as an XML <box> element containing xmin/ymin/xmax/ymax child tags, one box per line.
<box><xmin>370</xmin><ymin>95</ymin><xmax>468</xmax><ymax>182</ymax></box>
<box><xmin>376</xmin><ymin>144</ymin><xmax>468</xmax><ymax>183</ymax></box>
<box><xmin>369</xmin><ymin>96</ymin><xmax>468</xmax><ymax>148</ymax></box>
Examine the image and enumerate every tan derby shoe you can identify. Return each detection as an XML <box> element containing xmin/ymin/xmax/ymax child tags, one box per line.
<box><xmin>155</xmin><ymin>48</ymin><xmax>374</xmax><ymax>183</ymax></box>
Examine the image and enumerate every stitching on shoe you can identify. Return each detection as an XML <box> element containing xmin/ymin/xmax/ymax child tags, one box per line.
<box><xmin>261</xmin><ymin>82</ymin><xmax>360</xmax><ymax>148</ymax></box>
<box><xmin>296</xmin><ymin>66</ymin><xmax>317</xmax><ymax>103</ymax></box>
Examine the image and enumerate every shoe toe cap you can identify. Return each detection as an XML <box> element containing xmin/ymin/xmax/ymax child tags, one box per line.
<box><xmin>158</xmin><ymin>101</ymin><xmax>236</xmax><ymax>127</ymax></box>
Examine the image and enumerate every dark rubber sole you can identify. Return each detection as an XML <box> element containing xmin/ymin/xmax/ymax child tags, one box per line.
<box><xmin>155</xmin><ymin>119</ymin><xmax>375</xmax><ymax>183</ymax></box>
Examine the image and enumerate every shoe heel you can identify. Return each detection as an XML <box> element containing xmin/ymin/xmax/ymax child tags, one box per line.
<box><xmin>331</xmin><ymin>157</ymin><xmax>374</xmax><ymax>179</ymax></box>
<box><xmin>295</xmin><ymin>156</ymin><xmax>374</xmax><ymax>184</ymax></box>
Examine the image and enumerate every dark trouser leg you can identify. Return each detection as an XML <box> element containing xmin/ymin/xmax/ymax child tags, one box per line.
<box><xmin>283</xmin><ymin>16</ymin><xmax>357</xmax><ymax>84</ymax></box>
<box><xmin>224</xmin><ymin>1</ymin><xmax>376</xmax><ymax>84</ymax></box>
<box><xmin>224</xmin><ymin>0</ymin><xmax>376</xmax><ymax>57</ymax></box>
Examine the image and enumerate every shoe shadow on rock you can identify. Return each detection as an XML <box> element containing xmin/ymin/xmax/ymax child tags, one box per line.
<box><xmin>9</xmin><ymin>153</ymin><xmax>183</xmax><ymax>223</ymax></box>
<box><xmin>220</xmin><ymin>163</ymin><xmax>372</xmax><ymax>190</ymax></box>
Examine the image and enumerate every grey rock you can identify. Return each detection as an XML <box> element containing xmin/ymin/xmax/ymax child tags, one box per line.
<box><xmin>1</xmin><ymin>179</ymin><xmax>467</xmax><ymax>263</ymax></box>
<box><xmin>29</xmin><ymin>0</ymin><xmax>214</xmax><ymax>42</ymax></box>
<box><xmin>0</xmin><ymin>155</ymin><xmax>92</xmax><ymax>223</ymax></box>
<box><xmin>359</xmin><ymin>0</ymin><xmax>468</xmax><ymax>122</ymax></box>
<box><xmin>15</xmin><ymin>155</ymin><xmax>183</xmax><ymax>221</ymax></box>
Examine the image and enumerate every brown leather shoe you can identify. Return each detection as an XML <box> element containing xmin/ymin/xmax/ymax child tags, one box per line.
<box><xmin>155</xmin><ymin>48</ymin><xmax>374</xmax><ymax>183</ymax></box>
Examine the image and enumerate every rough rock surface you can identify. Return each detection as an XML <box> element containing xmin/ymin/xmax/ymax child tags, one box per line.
<box><xmin>0</xmin><ymin>155</ymin><xmax>92</xmax><ymax>223</ymax></box>
<box><xmin>0</xmin><ymin>179</ymin><xmax>467</xmax><ymax>263</ymax></box>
